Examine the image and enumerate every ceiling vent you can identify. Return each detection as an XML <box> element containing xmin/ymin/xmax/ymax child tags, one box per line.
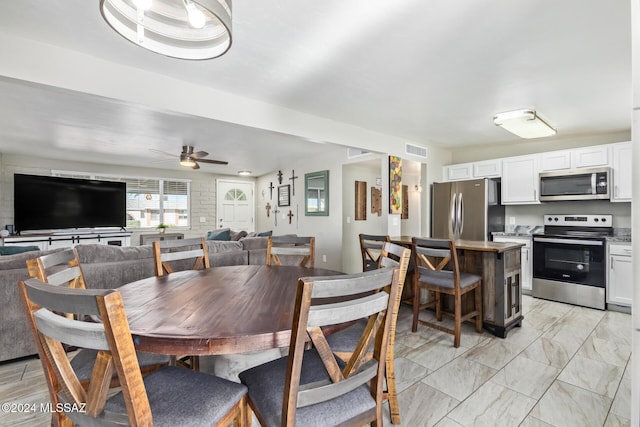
<box><xmin>405</xmin><ymin>143</ymin><xmax>428</xmax><ymax>159</ymax></box>
<box><xmin>347</xmin><ymin>148</ymin><xmax>372</xmax><ymax>159</ymax></box>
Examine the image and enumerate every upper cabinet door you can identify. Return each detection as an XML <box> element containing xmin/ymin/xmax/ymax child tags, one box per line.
<box><xmin>611</xmin><ymin>142</ymin><xmax>632</xmax><ymax>202</ymax></box>
<box><xmin>501</xmin><ymin>155</ymin><xmax>540</xmax><ymax>204</ymax></box>
<box><xmin>539</xmin><ymin>150</ymin><xmax>572</xmax><ymax>171</ymax></box>
<box><xmin>572</xmin><ymin>145</ymin><xmax>610</xmax><ymax>168</ymax></box>
<box><xmin>442</xmin><ymin>163</ymin><xmax>473</xmax><ymax>181</ymax></box>
<box><xmin>473</xmin><ymin>159</ymin><xmax>502</xmax><ymax>178</ymax></box>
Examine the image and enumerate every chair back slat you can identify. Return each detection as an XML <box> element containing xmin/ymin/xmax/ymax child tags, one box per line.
<box><xmin>297</xmin><ymin>361</ymin><xmax>378</xmax><ymax>408</ymax></box>
<box><xmin>37</xmin><ymin>249</ymin><xmax>77</xmax><ymax>269</ymax></box>
<box><xmin>24</xmin><ymin>278</ymin><xmax>105</xmax><ymax>315</ymax></box>
<box><xmin>45</xmin><ymin>266</ymin><xmax>84</xmax><ymax>287</ymax></box>
<box><xmin>266</xmin><ymin>236</ymin><xmax>315</xmax><ymax>268</ymax></box>
<box><xmin>304</xmin><ymin>268</ymin><xmax>394</xmax><ymax>299</ymax></box>
<box><xmin>153</xmin><ymin>237</ymin><xmax>210</xmax><ymax>276</ymax></box>
<box><xmin>307</xmin><ymin>293</ymin><xmax>389</xmax><ymax>327</ymax></box>
<box><xmin>34</xmin><ymin>309</ymin><xmax>109</xmax><ymax>351</ymax></box>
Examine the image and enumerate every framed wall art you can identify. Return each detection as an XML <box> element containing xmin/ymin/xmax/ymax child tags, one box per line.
<box><xmin>278</xmin><ymin>184</ymin><xmax>290</xmax><ymax>207</ymax></box>
<box><xmin>389</xmin><ymin>155</ymin><xmax>402</xmax><ymax>214</ymax></box>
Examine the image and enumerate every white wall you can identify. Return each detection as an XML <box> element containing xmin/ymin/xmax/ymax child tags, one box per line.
<box><xmin>0</xmin><ymin>153</ymin><xmax>253</xmax><ymax>244</ymax></box>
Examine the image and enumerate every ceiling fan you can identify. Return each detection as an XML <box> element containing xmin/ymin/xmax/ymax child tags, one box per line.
<box><xmin>150</xmin><ymin>145</ymin><xmax>228</xmax><ymax>169</ymax></box>
<box><xmin>179</xmin><ymin>145</ymin><xmax>228</xmax><ymax>169</ymax></box>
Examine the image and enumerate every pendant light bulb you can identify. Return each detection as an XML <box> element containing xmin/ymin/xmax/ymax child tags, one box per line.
<box><xmin>133</xmin><ymin>0</ymin><xmax>152</xmax><ymax>10</ymax></box>
<box><xmin>185</xmin><ymin>1</ymin><xmax>206</xmax><ymax>29</ymax></box>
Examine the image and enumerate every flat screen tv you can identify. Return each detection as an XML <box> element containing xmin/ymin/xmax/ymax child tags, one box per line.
<box><xmin>14</xmin><ymin>174</ymin><xmax>126</xmax><ymax>233</ymax></box>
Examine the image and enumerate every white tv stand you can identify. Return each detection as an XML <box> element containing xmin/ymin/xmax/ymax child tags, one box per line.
<box><xmin>2</xmin><ymin>230</ymin><xmax>131</xmax><ymax>250</ymax></box>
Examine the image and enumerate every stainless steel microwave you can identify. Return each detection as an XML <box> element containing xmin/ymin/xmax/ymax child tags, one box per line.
<box><xmin>539</xmin><ymin>167</ymin><xmax>610</xmax><ymax>201</ymax></box>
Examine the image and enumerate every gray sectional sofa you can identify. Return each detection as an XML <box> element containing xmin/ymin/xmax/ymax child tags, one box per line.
<box><xmin>0</xmin><ymin>237</ymin><xmax>269</xmax><ymax>363</ymax></box>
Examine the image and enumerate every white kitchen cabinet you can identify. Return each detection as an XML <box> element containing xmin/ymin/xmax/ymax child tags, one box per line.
<box><xmin>607</xmin><ymin>242</ymin><xmax>633</xmax><ymax>307</ymax></box>
<box><xmin>493</xmin><ymin>235</ymin><xmax>532</xmax><ymax>292</ymax></box>
<box><xmin>473</xmin><ymin>159</ymin><xmax>502</xmax><ymax>178</ymax></box>
<box><xmin>501</xmin><ymin>155</ymin><xmax>540</xmax><ymax>204</ymax></box>
<box><xmin>611</xmin><ymin>142</ymin><xmax>632</xmax><ymax>202</ymax></box>
<box><xmin>572</xmin><ymin>145</ymin><xmax>610</xmax><ymax>168</ymax></box>
<box><xmin>442</xmin><ymin>159</ymin><xmax>501</xmax><ymax>181</ymax></box>
<box><xmin>442</xmin><ymin>163</ymin><xmax>473</xmax><ymax>181</ymax></box>
<box><xmin>539</xmin><ymin>150</ymin><xmax>572</xmax><ymax>171</ymax></box>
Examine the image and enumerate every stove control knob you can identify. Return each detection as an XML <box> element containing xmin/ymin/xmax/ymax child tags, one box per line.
<box><xmin>594</xmin><ymin>218</ymin><xmax>599</xmax><ymax>222</ymax></box>
<box><xmin>554</xmin><ymin>217</ymin><xmax>559</xmax><ymax>222</ymax></box>
<box><xmin>547</xmin><ymin>217</ymin><xmax>553</xmax><ymax>222</ymax></box>
<box><xmin>577</xmin><ymin>264</ymin><xmax>584</xmax><ymax>271</ymax></box>
<box><xmin>601</xmin><ymin>217</ymin><xmax>607</xmax><ymax>222</ymax></box>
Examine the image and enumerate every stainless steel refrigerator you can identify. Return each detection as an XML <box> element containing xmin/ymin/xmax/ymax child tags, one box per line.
<box><xmin>431</xmin><ymin>178</ymin><xmax>505</xmax><ymax>241</ymax></box>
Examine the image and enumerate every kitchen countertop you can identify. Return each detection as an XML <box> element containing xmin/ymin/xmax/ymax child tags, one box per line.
<box><xmin>390</xmin><ymin>236</ymin><xmax>524</xmax><ymax>253</ymax></box>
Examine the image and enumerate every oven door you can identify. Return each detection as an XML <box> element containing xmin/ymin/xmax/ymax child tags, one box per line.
<box><xmin>533</xmin><ymin>236</ymin><xmax>606</xmax><ymax>287</ymax></box>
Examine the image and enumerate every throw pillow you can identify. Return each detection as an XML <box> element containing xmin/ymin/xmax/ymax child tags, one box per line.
<box><xmin>0</xmin><ymin>245</ymin><xmax>40</xmax><ymax>256</ymax></box>
<box><xmin>256</xmin><ymin>230</ymin><xmax>273</xmax><ymax>237</ymax></box>
<box><xmin>230</xmin><ymin>230</ymin><xmax>248</xmax><ymax>241</ymax></box>
<box><xmin>206</xmin><ymin>228</ymin><xmax>231</xmax><ymax>241</ymax></box>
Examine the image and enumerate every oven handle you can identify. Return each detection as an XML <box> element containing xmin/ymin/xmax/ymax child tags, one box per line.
<box><xmin>533</xmin><ymin>237</ymin><xmax>603</xmax><ymax>246</ymax></box>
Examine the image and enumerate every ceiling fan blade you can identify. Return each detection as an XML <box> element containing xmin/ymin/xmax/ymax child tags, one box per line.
<box><xmin>149</xmin><ymin>148</ymin><xmax>177</xmax><ymax>158</ymax></box>
<box><xmin>191</xmin><ymin>162</ymin><xmax>200</xmax><ymax>170</ymax></box>
<box><xmin>196</xmin><ymin>158</ymin><xmax>229</xmax><ymax>165</ymax></box>
<box><xmin>191</xmin><ymin>150</ymin><xmax>209</xmax><ymax>159</ymax></box>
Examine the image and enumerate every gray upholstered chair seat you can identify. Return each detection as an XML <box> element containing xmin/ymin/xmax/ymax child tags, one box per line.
<box><xmin>417</xmin><ymin>267</ymin><xmax>481</xmax><ymax>289</ymax></box>
<box><xmin>70</xmin><ymin>349</ymin><xmax>170</xmax><ymax>383</ymax></box>
<box><xmin>239</xmin><ymin>349</ymin><xmax>376</xmax><ymax>427</ymax></box>
<box><xmin>105</xmin><ymin>366</ymin><xmax>247</xmax><ymax>427</ymax></box>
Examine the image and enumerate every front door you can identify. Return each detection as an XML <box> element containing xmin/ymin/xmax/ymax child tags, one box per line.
<box><xmin>216</xmin><ymin>180</ymin><xmax>254</xmax><ymax>232</ymax></box>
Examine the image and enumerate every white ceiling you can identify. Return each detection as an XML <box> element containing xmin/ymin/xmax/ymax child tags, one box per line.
<box><xmin>0</xmin><ymin>0</ymin><xmax>631</xmax><ymax>175</ymax></box>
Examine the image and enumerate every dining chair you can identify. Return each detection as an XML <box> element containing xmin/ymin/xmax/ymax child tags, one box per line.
<box><xmin>359</xmin><ymin>233</ymin><xmax>390</xmax><ymax>271</ymax></box>
<box><xmin>26</xmin><ymin>248</ymin><xmax>170</xmax><ymax>389</ymax></box>
<box><xmin>327</xmin><ymin>241</ymin><xmax>411</xmax><ymax>424</ymax></box>
<box><xmin>152</xmin><ymin>237</ymin><xmax>210</xmax><ymax>370</ymax></box>
<box><xmin>152</xmin><ymin>236</ymin><xmax>211</xmax><ymax>276</ymax></box>
<box><xmin>411</xmin><ymin>237</ymin><xmax>483</xmax><ymax>347</ymax></box>
<box><xmin>239</xmin><ymin>267</ymin><xmax>401</xmax><ymax>427</ymax></box>
<box><xmin>266</xmin><ymin>235</ymin><xmax>315</xmax><ymax>268</ymax></box>
<box><xmin>18</xmin><ymin>277</ymin><xmax>249</xmax><ymax>427</ymax></box>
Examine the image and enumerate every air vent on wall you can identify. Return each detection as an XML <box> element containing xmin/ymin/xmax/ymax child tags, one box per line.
<box><xmin>405</xmin><ymin>143</ymin><xmax>428</xmax><ymax>159</ymax></box>
<box><xmin>347</xmin><ymin>148</ymin><xmax>372</xmax><ymax>159</ymax></box>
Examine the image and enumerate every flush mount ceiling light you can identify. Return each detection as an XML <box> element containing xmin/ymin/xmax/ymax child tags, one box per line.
<box><xmin>100</xmin><ymin>0</ymin><xmax>232</xmax><ymax>60</ymax></box>
<box><xmin>237</xmin><ymin>171</ymin><xmax>251</xmax><ymax>176</ymax></box>
<box><xmin>493</xmin><ymin>109</ymin><xmax>556</xmax><ymax>139</ymax></box>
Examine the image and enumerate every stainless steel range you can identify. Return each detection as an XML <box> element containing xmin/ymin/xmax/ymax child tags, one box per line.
<box><xmin>532</xmin><ymin>214</ymin><xmax>612</xmax><ymax>310</ymax></box>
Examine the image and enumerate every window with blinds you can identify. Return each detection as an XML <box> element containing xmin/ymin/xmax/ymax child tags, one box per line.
<box><xmin>52</xmin><ymin>171</ymin><xmax>190</xmax><ymax>229</ymax></box>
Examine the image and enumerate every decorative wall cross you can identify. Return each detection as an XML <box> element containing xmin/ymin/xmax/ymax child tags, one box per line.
<box><xmin>268</xmin><ymin>182</ymin><xmax>274</xmax><ymax>199</ymax></box>
<box><xmin>265</xmin><ymin>202</ymin><xmax>271</xmax><ymax>217</ymax></box>
<box><xmin>272</xmin><ymin>208</ymin><xmax>280</xmax><ymax>226</ymax></box>
<box><xmin>287</xmin><ymin>209</ymin><xmax>294</xmax><ymax>224</ymax></box>
<box><xmin>289</xmin><ymin>170</ymin><xmax>299</xmax><ymax>195</ymax></box>
<box><xmin>277</xmin><ymin>170</ymin><xmax>283</xmax><ymax>184</ymax></box>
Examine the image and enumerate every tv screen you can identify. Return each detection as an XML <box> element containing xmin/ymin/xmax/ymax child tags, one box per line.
<box><xmin>14</xmin><ymin>174</ymin><xmax>126</xmax><ymax>232</ymax></box>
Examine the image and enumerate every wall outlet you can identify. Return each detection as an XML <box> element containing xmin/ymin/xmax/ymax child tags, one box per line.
<box><xmin>509</xmin><ymin>216</ymin><xmax>516</xmax><ymax>225</ymax></box>
<box><xmin>322</xmin><ymin>254</ymin><xmax>327</xmax><ymax>263</ymax></box>
<box><xmin>346</xmin><ymin>216</ymin><xmax>351</xmax><ymax>223</ymax></box>
<box><xmin>199</xmin><ymin>217</ymin><xmax>206</xmax><ymax>223</ymax></box>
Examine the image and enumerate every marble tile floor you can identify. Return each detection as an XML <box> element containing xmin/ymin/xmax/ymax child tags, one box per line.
<box><xmin>0</xmin><ymin>295</ymin><xmax>632</xmax><ymax>426</ymax></box>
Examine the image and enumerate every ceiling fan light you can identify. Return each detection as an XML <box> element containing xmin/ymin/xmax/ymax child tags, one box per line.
<box><xmin>493</xmin><ymin>109</ymin><xmax>556</xmax><ymax>139</ymax></box>
<box><xmin>180</xmin><ymin>153</ymin><xmax>196</xmax><ymax>166</ymax></box>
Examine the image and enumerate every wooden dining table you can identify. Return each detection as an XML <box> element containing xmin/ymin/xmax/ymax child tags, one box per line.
<box><xmin>118</xmin><ymin>264</ymin><xmax>340</xmax><ymax>356</ymax></box>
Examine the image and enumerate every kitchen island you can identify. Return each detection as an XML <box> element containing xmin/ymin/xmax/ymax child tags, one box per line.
<box><xmin>391</xmin><ymin>237</ymin><xmax>525</xmax><ymax>338</ymax></box>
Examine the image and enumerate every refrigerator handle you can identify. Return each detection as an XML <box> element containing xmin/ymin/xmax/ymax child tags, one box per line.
<box><xmin>458</xmin><ymin>192</ymin><xmax>464</xmax><ymax>236</ymax></box>
<box><xmin>450</xmin><ymin>191</ymin><xmax>458</xmax><ymax>237</ymax></box>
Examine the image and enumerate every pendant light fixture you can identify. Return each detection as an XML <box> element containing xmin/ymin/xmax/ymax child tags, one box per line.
<box><xmin>100</xmin><ymin>0</ymin><xmax>232</xmax><ymax>60</ymax></box>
